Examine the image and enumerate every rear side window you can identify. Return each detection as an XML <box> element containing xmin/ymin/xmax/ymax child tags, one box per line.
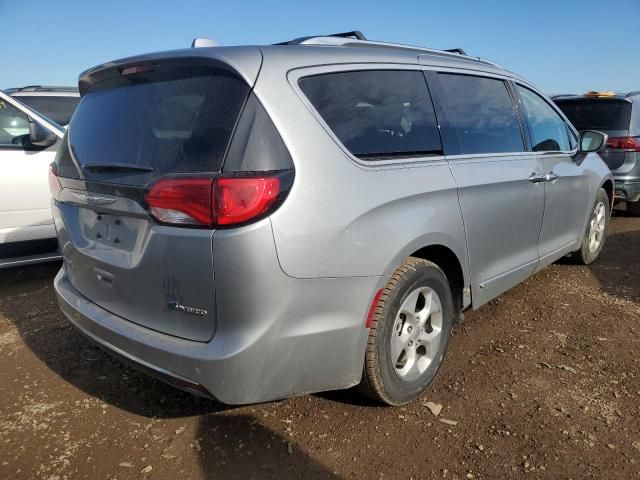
<box><xmin>436</xmin><ymin>73</ymin><xmax>525</xmax><ymax>155</ymax></box>
<box><xmin>61</xmin><ymin>66</ymin><xmax>250</xmax><ymax>185</ymax></box>
<box><xmin>554</xmin><ymin>99</ymin><xmax>632</xmax><ymax>131</ymax></box>
<box><xmin>516</xmin><ymin>85</ymin><xmax>571</xmax><ymax>152</ymax></box>
<box><xmin>223</xmin><ymin>93</ymin><xmax>293</xmax><ymax>172</ymax></box>
<box><xmin>299</xmin><ymin>70</ymin><xmax>442</xmax><ymax>160</ymax></box>
<box><xmin>14</xmin><ymin>95</ymin><xmax>79</xmax><ymax>126</ymax></box>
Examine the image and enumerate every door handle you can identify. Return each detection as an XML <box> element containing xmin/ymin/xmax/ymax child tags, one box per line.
<box><xmin>544</xmin><ymin>172</ymin><xmax>560</xmax><ymax>182</ymax></box>
<box><xmin>528</xmin><ymin>173</ymin><xmax>546</xmax><ymax>183</ymax></box>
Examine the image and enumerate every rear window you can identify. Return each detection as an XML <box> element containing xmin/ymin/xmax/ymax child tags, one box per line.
<box><xmin>13</xmin><ymin>95</ymin><xmax>79</xmax><ymax>125</ymax></box>
<box><xmin>299</xmin><ymin>70</ymin><xmax>442</xmax><ymax>160</ymax></box>
<box><xmin>554</xmin><ymin>99</ymin><xmax>632</xmax><ymax>131</ymax></box>
<box><xmin>61</xmin><ymin>66</ymin><xmax>250</xmax><ymax>186</ymax></box>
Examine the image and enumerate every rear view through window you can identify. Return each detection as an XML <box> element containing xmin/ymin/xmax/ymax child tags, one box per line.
<box><xmin>60</xmin><ymin>66</ymin><xmax>250</xmax><ymax>186</ymax></box>
<box><xmin>554</xmin><ymin>99</ymin><xmax>632</xmax><ymax>131</ymax></box>
<box><xmin>516</xmin><ymin>85</ymin><xmax>571</xmax><ymax>152</ymax></box>
<box><xmin>15</xmin><ymin>96</ymin><xmax>80</xmax><ymax>126</ymax></box>
<box><xmin>299</xmin><ymin>70</ymin><xmax>442</xmax><ymax>160</ymax></box>
<box><xmin>436</xmin><ymin>74</ymin><xmax>524</xmax><ymax>155</ymax></box>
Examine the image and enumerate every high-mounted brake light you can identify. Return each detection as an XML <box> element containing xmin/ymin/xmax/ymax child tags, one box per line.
<box><xmin>145</xmin><ymin>174</ymin><xmax>285</xmax><ymax>228</ymax></box>
<box><xmin>48</xmin><ymin>163</ymin><xmax>62</xmax><ymax>198</ymax></box>
<box><xmin>120</xmin><ymin>63</ymin><xmax>156</xmax><ymax>76</ymax></box>
<box><xmin>606</xmin><ymin>136</ymin><xmax>640</xmax><ymax>152</ymax></box>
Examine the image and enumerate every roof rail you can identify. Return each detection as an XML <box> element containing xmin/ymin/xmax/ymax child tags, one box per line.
<box><xmin>326</xmin><ymin>31</ymin><xmax>367</xmax><ymax>40</ymax></box>
<box><xmin>275</xmin><ymin>32</ymin><xmax>485</xmax><ymax>65</ymax></box>
<box><xmin>12</xmin><ymin>85</ymin><xmax>79</xmax><ymax>92</ymax></box>
<box><xmin>550</xmin><ymin>94</ymin><xmax>579</xmax><ymax>100</ymax></box>
<box><xmin>443</xmin><ymin>48</ymin><xmax>467</xmax><ymax>55</ymax></box>
<box><xmin>276</xmin><ymin>30</ymin><xmax>367</xmax><ymax>45</ymax></box>
<box><xmin>625</xmin><ymin>91</ymin><xmax>640</xmax><ymax>98</ymax></box>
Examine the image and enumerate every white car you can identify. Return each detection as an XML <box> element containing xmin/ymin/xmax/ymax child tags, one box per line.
<box><xmin>0</xmin><ymin>90</ymin><xmax>64</xmax><ymax>267</ymax></box>
<box><xmin>8</xmin><ymin>85</ymin><xmax>80</xmax><ymax>126</ymax></box>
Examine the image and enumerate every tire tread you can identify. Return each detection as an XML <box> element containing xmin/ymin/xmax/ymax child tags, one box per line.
<box><xmin>359</xmin><ymin>257</ymin><xmax>445</xmax><ymax>405</ymax></box>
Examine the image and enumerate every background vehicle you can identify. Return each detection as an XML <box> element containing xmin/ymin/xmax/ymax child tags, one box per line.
<box><xmin>553</xmin><ymin>91</ymin><xmax>640</xmax><ymax>215</ymax></box>
<box><xmin>7</xmin><ymin>86</ymin><xmax>80</xmax><ymax>126</ymax></box>
<box><xmin>0</xmin><ymin>91</ymin><xmax>64</xmax><ymax>267</ymax></box>
<box><xmin>52</xmin><ymin>32</ymin><xmax>613</xmax><ymax>406</ymax></box>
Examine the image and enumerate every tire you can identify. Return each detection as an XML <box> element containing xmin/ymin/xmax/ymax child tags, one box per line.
<box><xmin>574</xmin><ymin>188</ymin><xmax>610</xmax><ymax>265</ymax></box>
<box><xmin>627</xmin><ymin>200</ymin><xmax>640</xmax><ymax>217</ymax></box>
<box><xmin>359</xmin><ymin>257</ymin><xmax>454</xmax><ymax>406</ymax></box>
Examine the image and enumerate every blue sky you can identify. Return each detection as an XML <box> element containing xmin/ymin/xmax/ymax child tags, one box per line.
<box><xmin>1</xmin><ymin>0</ymin><xmax>638</xmax><ymax>94</ymax></box>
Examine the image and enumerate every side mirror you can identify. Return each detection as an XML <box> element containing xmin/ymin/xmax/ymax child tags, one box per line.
<box><xmin>579</xmin><ymin>130</ymin><xmax>608</xmax><ymax>153</ymax></box>
<box><xmin>28</xmin><ymin>120</ymin><xmax>57</xmax><ymax>148</ymax></box>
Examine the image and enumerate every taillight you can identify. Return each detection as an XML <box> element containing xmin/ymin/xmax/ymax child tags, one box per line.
<box><xmin>145</xmin><ymin>174</ymin><xmax>287</xmax><ymax>228</ymax></box>
<box><xmin>214</xmin><ymin>177</ymin><xmax>280</xmax><ymax>226</ymax></box>
<box><xmin>146</xmin><ymin>178</ymin><xmax>215</xmax><ymax>226</ymax></box>
<box><xmin>606</xmin><ymin>136</ymin><xmax>640</xmax><ymax>151</ymax></box>
<box><xmin>48</xmin><ymin>163</ymin><xmax>62</xmax><ymax>198</ymax></box>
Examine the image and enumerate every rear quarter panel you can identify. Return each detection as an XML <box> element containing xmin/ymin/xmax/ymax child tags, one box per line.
<box><xmin>256</xmin><ymin>60</ymin><xmax>469</xmax><ymax>284</ymax></box>
<box><xmin>585</xmin><ymin>152</ymin><xmax>615</xmax><ymax>200</ymax></box>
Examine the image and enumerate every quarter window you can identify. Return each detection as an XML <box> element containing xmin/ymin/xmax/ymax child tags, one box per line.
<box><xmin>516</xmin><ymin>85</ymin><xmax>571</xmax><ymax>152</ymax></box>
<box><xmin>436</xmin><ymin>73</ymin><xmax>525</xmax><ymax>155</ymax></box>
<box><xmin>0</xmin><ymin>99</ymin><xmax>30</xmax><ymax>147</ymax></box>
<box><xmin>299</xmin><ymin>70</ymin><xmax>442</xmax><ymax>160</ymax></box>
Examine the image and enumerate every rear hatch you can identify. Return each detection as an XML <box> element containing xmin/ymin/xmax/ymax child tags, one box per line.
<box><xmin>52</xmin><ymin>55</ymin><xmax>257</xmax><ymax>342</ymax></box>
<box><xmin>555</xmin><ymin>98</ymin><xmax>633</xmax><ymax>170</ymax></box>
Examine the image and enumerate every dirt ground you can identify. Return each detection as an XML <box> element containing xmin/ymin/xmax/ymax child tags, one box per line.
<box><xmin>1</xmin><ymin>212</ymin><xmax>639</xmax><ymax>480</ymax></box>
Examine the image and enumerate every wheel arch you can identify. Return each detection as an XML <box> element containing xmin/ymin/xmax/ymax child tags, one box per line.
<box><xmin>408</xmin><ymin>244</ymin><xmax>468</xmax><ymax>312</ymax></box>
<box><xmin>601</xmin><ymin>178</ymin><xmax>615</xmax><ymax>210</ymax></box>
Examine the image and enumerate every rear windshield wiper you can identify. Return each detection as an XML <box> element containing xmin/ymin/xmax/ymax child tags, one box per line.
<box><xmin>82</xmin><ymin>162</ymin><xmax>154</xmax><ymax>173</ymax></box>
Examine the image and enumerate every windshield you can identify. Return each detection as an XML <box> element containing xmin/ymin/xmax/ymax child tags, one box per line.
<box><xmin>14</xmin><ymin>95</ymin><xmax>79</xmax><ymax>125</ymax></box>
<box><xmin>59</xmin><ymin>66</ymin><xmax>250</xmax><ymax>186</ymax></box>
<box><xmin>555</xmin><ymin>99</ymin><xmax>632</xmax><ymax>131</ymax></box>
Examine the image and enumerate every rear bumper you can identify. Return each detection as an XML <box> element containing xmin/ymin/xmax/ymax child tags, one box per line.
<box><xmin>54</xmin><ymin>220</ymin><xmax>383</xmax><ymax>404</ymax></box>
<box><xmin>55</xmin><ymin>270</ymin><xmax>216</xmax><ymax>398</ymax></box>
<box><xmin>614</xmin><ymin>179</ymin><xmax>640</xmax><ymax>203</ymax></box>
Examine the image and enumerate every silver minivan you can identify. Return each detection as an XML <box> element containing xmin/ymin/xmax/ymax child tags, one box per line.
<box><xmin>51</xmin><ymin>32</ymin><xmax>613</xmax><ymax>405</ymax></box>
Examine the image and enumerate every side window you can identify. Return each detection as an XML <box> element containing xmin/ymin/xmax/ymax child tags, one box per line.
<box><xmin>299</xmin><ymin>70</ymin><xmax>442</xmax><ymax>160</ymax></box>
<box><xmin>516</xmin><ymin>85</ymin><xmax>571</xmax><ymax>152</ymax></box>
<box><xmin>436</xmin><ymin>73</ymin><xmax>525</xmax><ymax>155</ymax></box>
<box><xmin>0</xmin><ymin>99</ymin><xmax>30</xmax><ymax>147</ymax></box>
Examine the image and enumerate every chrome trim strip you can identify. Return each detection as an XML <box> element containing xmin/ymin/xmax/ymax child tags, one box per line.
<box><xmin>0</xmin><ymin>253</ymin><xmax>61</xmax><ymax>269</ymax></box>
<box><xmin>479</xmin><ymin>258</ymin><xmax>538</xmax><ymax>289</ymax></box>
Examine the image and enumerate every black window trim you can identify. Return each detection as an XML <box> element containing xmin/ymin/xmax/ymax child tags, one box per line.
<box><xmin>511</xmin><ymin>81</ymin><xmax>578</xmax><ymax>155</ymax></box>
<box><xmin>290</xmin><ymin>64</ymin><xmax>577</xmax><ymax>164</ymax></box>
<box><xmin>290</xmin><ymin>65</ymin><xmax>447</xmax><ymax>168</ymax></box>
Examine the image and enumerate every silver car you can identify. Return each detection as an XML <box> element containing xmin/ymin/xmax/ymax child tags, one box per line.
<box><xmin>51</xmin><ymin>32</ymin><xmax>613</xmax><ymax>405</ymax></box>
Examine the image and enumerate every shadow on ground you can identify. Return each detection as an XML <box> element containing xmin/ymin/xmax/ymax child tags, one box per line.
<box><xmin>588</xmin><ymin>217</ymin><xmax>640</xmax><ymax>305</ymax></box>
<box><xmin>1</xmin><ymin>262</ymin><xmax>339</xmax><ymax>478</ymax></box>
<box><xmin>196</xmin><ymin>414</ymin><xmax>339</xmax><ymax>479</ymax></box>
<box><xmin>0</xmin><ymin>262</ymin><xmax>223</xmax><ymax>418</ymax></box>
